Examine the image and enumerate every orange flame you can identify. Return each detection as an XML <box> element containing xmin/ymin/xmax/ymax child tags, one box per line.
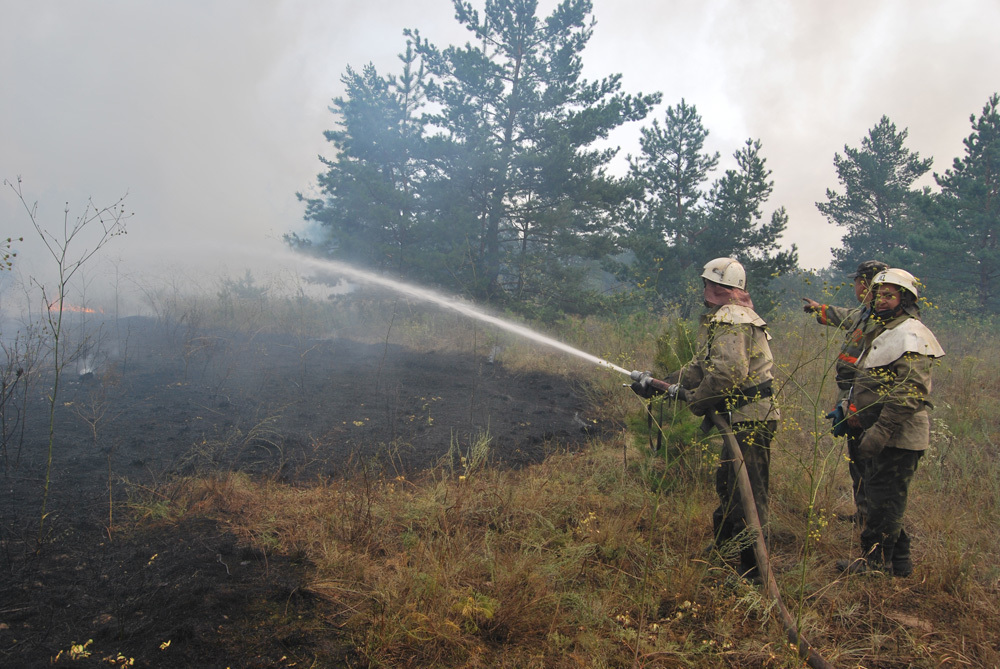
<box><xmin>48</xmin><ymin>301</ymin><xmax>104</xmax><ymax>314</ymax></box>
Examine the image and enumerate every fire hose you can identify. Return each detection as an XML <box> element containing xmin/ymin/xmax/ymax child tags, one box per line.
<box><xmin>705</xmin><ymin>409</ymin><xmax>835</xmax><ymax>669</ymax></box>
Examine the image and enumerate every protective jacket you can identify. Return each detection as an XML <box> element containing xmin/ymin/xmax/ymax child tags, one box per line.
<box><xmin>851</xmin><ymin>315</ymin><xmax>945</xmax><ymax>454</ymax></box>
<box><xmin>676</xmin><ymin>304</ymin><xmax>779</xmax><ymax>423</ymax></box>
<box><xmin>814</xmin><ymin>303</ymin><xmax>877</xmax><ymax>396</ymax></box>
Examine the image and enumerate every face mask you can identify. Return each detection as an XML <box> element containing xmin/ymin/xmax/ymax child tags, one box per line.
<box><xmin>874</xmin><ymin>304</ymin><xmax>904</xmax><ymax>321</ymax></box>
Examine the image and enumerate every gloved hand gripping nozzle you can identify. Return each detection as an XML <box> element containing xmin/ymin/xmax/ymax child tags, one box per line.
<box><xmin>627</xmin><ymin>370</ymin><xmax>689</xmax><ymax>402</ymax></box>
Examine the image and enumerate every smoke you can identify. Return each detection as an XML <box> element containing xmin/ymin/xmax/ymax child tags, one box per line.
<box><xmin>586</xmin><ymin>0</ymin><xmax>1000</xmax><ymax>268</ymax></box>
<box><xmin>2</xmin><ymin>0</ymin><xmax>997</xmax><ymax>298</ymax></box>
<box><xmin>1</xmin><ymin>2</ymin><xmax>460</xmax><ymax>286</ymax></box>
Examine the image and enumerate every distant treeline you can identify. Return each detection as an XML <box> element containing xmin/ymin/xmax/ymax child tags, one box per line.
<box><xmin>291</xmin><ymin>0</ymin><xmax>1000</xmax><ymax>319</ymax></box>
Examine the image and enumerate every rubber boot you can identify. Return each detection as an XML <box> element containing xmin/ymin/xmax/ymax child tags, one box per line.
<box><xmin>739</xmin><ymin>546</ymin><xmax>761</xmax><ymax>583</ymax></box>
<box><xmin>890</xmin><ymin>528</ymin><xmax>913</xmax><ymax>577</ymax></box>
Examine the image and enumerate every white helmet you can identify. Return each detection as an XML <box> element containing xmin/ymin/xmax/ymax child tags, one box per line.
<box><xmin>872</xmin><ymin>268</ymin><xmax>919</xmax><ymax>298</ymax></box>
<box><xmin>701</xmin><ymin>257</ymin><xmax>746</xmax><ymax>289</ymax></box>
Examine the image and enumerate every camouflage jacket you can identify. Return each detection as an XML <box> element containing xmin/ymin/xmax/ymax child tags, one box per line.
<box><xmin>676</xmin><ymin>304</ymin><xmax>779</xmax><ymax>424</ymax></box>
<box><xmin>851</xmin><ymin>314</ymin><xmax>944</xmax><ymax>452</ymax></box>
<box><xmin>813</xmin><ymin>303</ymin><xmax>877</xmax><ymax>398</ymax></box>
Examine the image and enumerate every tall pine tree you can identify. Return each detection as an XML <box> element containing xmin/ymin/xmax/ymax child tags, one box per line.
<box><xmin>930</xmin><ymin>93</ymin><xmax>1000</xmax><ymax>311</ymax></box>
<box><xmin>616</xmin><ymin>100</ymin><xmax>719</xmax><ymax>301</ymax></box>
<box><xmin>617</xmin><ymin>121</ymin><xmax>796</xmax><ymax>314</ymax></box>
<box><xmin>702</xmin><ymin>139</ymin><xmax>798</xmax><ymax>314</ymax></box>
<box><xmin>411</xmin><ymin>0</ymin><xmax>659</xmax><ymax>310</ymax></box>
<box><xmin>817</xmin><ymin>116</ymin><xmax>932</xmax><ymax>272</ymax></box>
<box><xmin>297</xmin><ymin>43</ymin><xmax>430</xmax><ymax>278</ymax></box>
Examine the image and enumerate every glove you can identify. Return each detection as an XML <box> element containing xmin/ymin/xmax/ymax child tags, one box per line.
<box><xmin>628</xmin><ymin>370</ymin><xmax>662</xmax><ymax>399</ymax></box>
<box><xmin>666</xmin><ymin>384</ymin><xmax>691</xmax><ymax>402</ymax></box>
<box><xmin>630</xmin><ymin>381</ymin><xmax>658</xmax><ymax>399</ymax></box>
<box><xmin>826</xmin><ymin>405</ymin><xmax>848</xmax><ymax>437</ymax></box>
<box><xmin>687</xmin><ymin>395</ymin><xmax>712</xmax><ymax>417</ymax></box>
<box><xmin>856</xmin><ymin>422</ymin><xmax>892</xmax><ymax>459</ymax></box>
<box><xmin>845</xmin><ymin>403</ymin><xmax>873</xmax><ymax>430</ymax></box>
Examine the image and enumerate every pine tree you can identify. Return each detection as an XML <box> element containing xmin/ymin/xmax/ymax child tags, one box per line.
<box><xmin>702</xmin><ymin>139</ymin><xmax>799</xmax><ymax>314</ymax></box>
<box><xmin>297</xmin><ymin>42</ymin><xmax>429</xmax><ymax>277</ymax></box>
<box><xmin>615</xmin><ymin>106</ymin><xmax>795</xmax><ymax>313</ymax></box>
<box><xmin>411</xmin><ymin>0</ymin><xmax>659</xmax><ymax>309</ymax></box>
<box><xmin>931</xmin><ymin>93</ymin><xmax>1000</xmax><ymax>311</ymax></box>
<box><xmin>817</xmin><ymin>116</ymin><xmax>932</xmax><ymax>272</ymax></box>
<box><xmin>616</xmin><ymin>100</ymin><xmax>719</xmax><ymax>301</ymax></box>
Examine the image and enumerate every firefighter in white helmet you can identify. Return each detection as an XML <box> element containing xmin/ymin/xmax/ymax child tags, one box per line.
<box><xmin>837</xmin><ymin>268</ymin><xmax>944</xmax><ymax>577</ymax></box>
<box><xmin>630</xmin><ymin>257</ymin><xmax>778</xmax><ymax>581</ymax></box>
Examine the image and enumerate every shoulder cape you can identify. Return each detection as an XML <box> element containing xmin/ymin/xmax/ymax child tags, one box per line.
<box><xmin>863</xmin><ymin>318</ymin><xmax>946</xmax><ymax>368</ymax></box>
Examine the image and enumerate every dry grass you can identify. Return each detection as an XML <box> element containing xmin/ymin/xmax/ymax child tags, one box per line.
<box><xmin>130</xmin><ymin>292</ymin><xmax>1000</xmax><ymax>667</ymax></box>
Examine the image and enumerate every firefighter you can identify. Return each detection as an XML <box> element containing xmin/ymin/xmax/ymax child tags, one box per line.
<box><xmin>802</xmin><ymin>259</ymin><xmax>888</xmax><ymax>524</ymax></box>
<box><xmin>836</xmin><ymin>268</ymin><xmax>944</xmax><ymax>577</ymax></box>
<box><xmin>631</xmin><ymin>257</ymin><xmax>778</xmax><ymax>581</ymax></box>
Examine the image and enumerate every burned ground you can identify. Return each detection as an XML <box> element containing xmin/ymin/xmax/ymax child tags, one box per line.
<box><xmin>0</xmin><ymin>315</ymin><xmax>608</xmax><ymax>667</ymax></box>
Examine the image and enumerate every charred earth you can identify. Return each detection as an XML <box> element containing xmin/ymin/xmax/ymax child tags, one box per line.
<box><xmin>0</xmin><ymin>313</ymin><xmax>607</xmax><ymax>666</ymax></box>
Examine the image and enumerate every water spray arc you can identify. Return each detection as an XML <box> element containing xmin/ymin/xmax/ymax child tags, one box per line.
<box><xmin>291</xmin><ymin>253</ymin><xmax>631</xmax><ymax>376</ymax></box>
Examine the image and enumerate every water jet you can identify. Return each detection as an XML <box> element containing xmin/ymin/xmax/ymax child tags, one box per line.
<box><xmin>289</xmin><ymin>251</ymin><xmax>632</xmax><ymax>377</ymax></box>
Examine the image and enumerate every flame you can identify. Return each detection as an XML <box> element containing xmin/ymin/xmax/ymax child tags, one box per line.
<box><xmin>48</xmin><ymin>301</ymin><xmax>104</xmax><ymax>314</ymax></box>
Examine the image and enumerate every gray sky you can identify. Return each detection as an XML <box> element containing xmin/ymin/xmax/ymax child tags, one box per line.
<box><xmin>3</xmin><ymin>0</ymin><xmax>998</xmax><ymax>296</ymax></box>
